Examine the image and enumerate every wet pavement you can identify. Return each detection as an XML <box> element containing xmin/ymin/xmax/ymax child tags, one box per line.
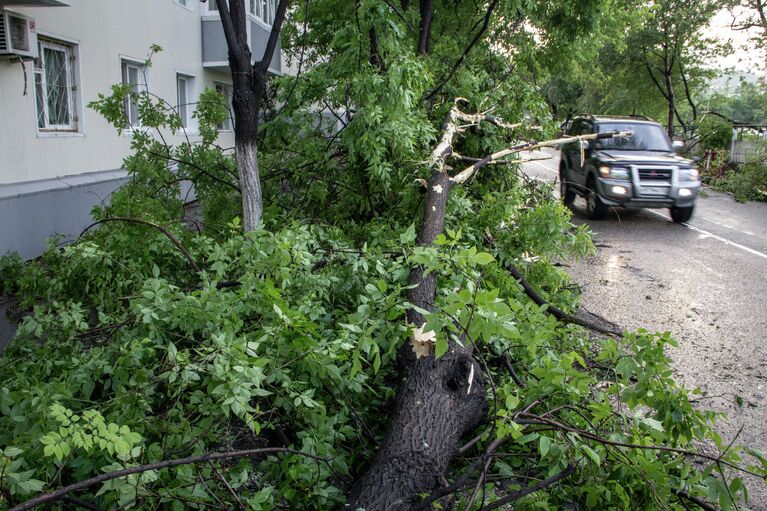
<box><xmin>523</xmin><ymin>149</ymin><xmax>767</xmax><ymax>508</ymax></box>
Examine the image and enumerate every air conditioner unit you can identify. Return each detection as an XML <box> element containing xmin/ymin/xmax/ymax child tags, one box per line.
<box><xmin>0</xmin><ymin>10</ymin><xmax>37</xmax><ymax>59</ymax></box>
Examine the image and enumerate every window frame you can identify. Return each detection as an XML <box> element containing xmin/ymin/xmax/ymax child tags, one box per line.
<box><xmin>34</xmin><ymin>38</ymin><xmax>78</xmax><ymax>132</ymax></box>
<box><xmin>176</xmin><ymin>73</ymin><xmax>194</xmax><ymax>129</ymax></box>
<box><xmin>121</xmin><ymin>58</ymin><xmax>147</xmax><ymax>129</ymax></box>
<box><xmin>214</xmin><ymin>81</ymin><xmax>234</xmax><ymax>132</ymax></box>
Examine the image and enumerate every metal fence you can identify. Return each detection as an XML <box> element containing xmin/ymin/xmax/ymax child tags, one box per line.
<box><xmin>729</xmin><ymin>138</ymin><xmax>767</xmax><ymax>163</ymax></box>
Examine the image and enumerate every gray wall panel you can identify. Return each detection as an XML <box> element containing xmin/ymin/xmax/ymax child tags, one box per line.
<box><xmin>0</xmin><ymin>171</ymin><xmax>127</xmax><ymax>260</ymax></box>
<box><xmin>202</xmin><ymin>19</ymin><xmax>229</xmax><ymax>63</ymax></box>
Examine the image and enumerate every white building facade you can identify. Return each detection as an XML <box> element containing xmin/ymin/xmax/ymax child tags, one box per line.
<box><xmin>0</xmin><ymin>0</ymin><xmax>279</xmax><ymax>258</ymax></box>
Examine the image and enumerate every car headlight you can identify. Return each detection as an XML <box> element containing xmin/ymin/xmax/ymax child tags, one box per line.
<box><xmin>598</xmin><ymin>165</ymin><xmax>629</xmax><ymax>179</ymax></box>
<box><xmin>678</xmin><ymin>167</ymin><xmax>699</xmax><ymax>181</ymax></box>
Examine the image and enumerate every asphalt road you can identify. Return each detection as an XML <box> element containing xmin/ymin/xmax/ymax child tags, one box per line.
<box><xmin>523</xmin><ymin>149</ymin><xmax>767</xmax><ymax>508</ymax></box>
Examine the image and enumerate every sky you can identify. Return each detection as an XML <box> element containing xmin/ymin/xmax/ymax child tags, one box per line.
<box><xmin>707</xmin><ymin>6</ymin><xmax>765</xmax><ymax>76</ymax></box>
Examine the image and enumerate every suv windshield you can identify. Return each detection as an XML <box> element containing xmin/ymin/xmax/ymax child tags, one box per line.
<box><xmin>596</xmin><ymin>122</ymin><xmax>672</xmax><ymax>152</ymax></box>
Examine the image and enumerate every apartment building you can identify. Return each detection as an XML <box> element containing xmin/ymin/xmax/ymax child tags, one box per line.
<box><xmin>0</xmin><ymin>0</ymin><xmax>280</xmax><ymax>258</ymax></box>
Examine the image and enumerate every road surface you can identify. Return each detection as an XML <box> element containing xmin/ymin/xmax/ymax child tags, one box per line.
<box><xmin>523</xmin><ymin>149</ymin><xmax>767</xmax><ymax>508</ymax></box>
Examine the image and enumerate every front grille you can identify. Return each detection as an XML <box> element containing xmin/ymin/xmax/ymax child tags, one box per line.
<box><xmin>637</xmin><ymin>168</ymin><xmax>671</xmax><ymax>182</ymax></box>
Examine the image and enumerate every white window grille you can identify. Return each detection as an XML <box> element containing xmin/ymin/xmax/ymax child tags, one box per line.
<box><xmin>121</xmin><ymin>59</ymin><xmax>146</xmax><ymax>128</ymax></box>
<box><xmin>215</xmin><ymin>82</ymin><xmax>234</xmax><ymax>131</ymax></box>
<box><xmin>34</xmin><ymin>39</ymin><xmax>78</xmax><ymax>131</ymax></box>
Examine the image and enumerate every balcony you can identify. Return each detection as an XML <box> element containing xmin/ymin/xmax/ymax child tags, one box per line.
<box><xmin>201</xmin><ymin>17</ymin><xmax>281</xmax><ymax>74</ymax></box>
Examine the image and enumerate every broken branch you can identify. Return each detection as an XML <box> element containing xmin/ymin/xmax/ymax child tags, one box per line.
<box><xmin>450</xmin><ymin>130</ymin><xmax>632</xmax><ymax>185</ymax></box>
<box><xmin>79</xmin><ymin>217</ymin><xmax>202</xmax><ymax>273</ymax></box>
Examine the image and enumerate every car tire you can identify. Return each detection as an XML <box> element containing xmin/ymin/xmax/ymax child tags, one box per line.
<box><xmin>669</xmin><ymin>205</ymin><xmax>694</xmax><ymax>223</ymax></box>
<box><xmin>586</xmin><ymin>181</ymin><xmax>609</xmax><ymax>220</ymax></box>
<box><xmin>559</xmin><ymin>165</ymin><xmax>576</xmax><ymax>206</ymax></box>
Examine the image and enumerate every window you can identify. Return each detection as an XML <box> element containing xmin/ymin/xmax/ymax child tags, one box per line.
<box><xmin>176</xmin><ymin>74</ymin><xmax>195</xmax><ymax>129</ymax></box>
<box><xmin>249</xmin><ymin>0</ymin><xmax>274</xmax><ymax>24</ymax></box>
<box><xmin>34</xmin><ymin>38</ymin><xmax>78</xmax><ymax>131</ymax></box>
<box><xmin>207</xmin><ymin>0</ymin><xmax>218</xmax><ymax>10</ymax></box>
<box><xmin>121</xmin><ymin>59</ymin><xmax>146</xmax><ymax>128</ymax></box>
<box><xmin>175</xmin><ymin>0</ymin><xmax>189</xmax><ymax>7</ymax></box>
<box><xmin>215</xmin><ymin>82</ymin><xmax>233</xmax><ymax>131</ymax></box>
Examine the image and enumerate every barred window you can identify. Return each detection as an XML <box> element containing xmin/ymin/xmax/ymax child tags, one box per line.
<box><xmin>34</xmin><ymin>39</ymin><xmax>78</xmax><ymax>131</ymax></box>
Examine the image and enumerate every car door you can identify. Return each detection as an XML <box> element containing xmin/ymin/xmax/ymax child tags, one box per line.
<box><xmin>563</xmin><ymin>119</ymin><xmax>589</xmax><ymax>189</ymax></box>
<box><xmin>573</xmin><ymin>120</ymin><xmax>594</xmax><ymax>189</ymax></box>
<box><xmin>562</xmin><ymin>119</ymin><xmax>583</xmax><ymax>179</ymax></box>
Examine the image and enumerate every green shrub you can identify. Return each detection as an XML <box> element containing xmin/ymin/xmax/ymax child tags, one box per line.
<box><xmin>698</xmin><ymin>116</ymin><xmax>733</xmax><ymax>150</ymax></box>
<box><xmin>721</xmin><ymin>162</ymin><xmax>767</xmax><ymax>202</ymax></box>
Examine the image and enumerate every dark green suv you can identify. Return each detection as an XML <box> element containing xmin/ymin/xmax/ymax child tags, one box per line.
<box><xmin>559</xmin><ymin>115</ymin><xmax>700</xmax><ymax>222</ymax></box>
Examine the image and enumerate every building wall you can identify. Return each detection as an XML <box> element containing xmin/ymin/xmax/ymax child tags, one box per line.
<box><xmin>0</xmin><ymin>1</ymin><xmax>292</xmax><ymax>259</ymax></box>
<box><xmin>0</xmin><ymin>0</ymin><xmax>236</xmax><ymax>185</ymax></box>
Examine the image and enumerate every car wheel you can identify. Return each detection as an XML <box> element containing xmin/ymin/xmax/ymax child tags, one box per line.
<box><xmin>586</xmin><ymin>182</ymin><xmax>609</xmax><ymax>220</ymax></box>
<box><xmin>559</xmin><ymin>166</ymin><xmax>576</xmax><ymax>206</ymax></box>
<box><xmin>669</xmin><ymin>205</ymin><xmax>694</xmax><ymax>223</ymax></box>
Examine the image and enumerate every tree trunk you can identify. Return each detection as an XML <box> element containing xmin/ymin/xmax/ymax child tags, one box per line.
<box><xmin>216</xmin><ymin>0</ymin><xmax>287</xmax><ymax>231</ymax></box>
<box><xmin>235</xmin><ymin>138</ymin><xmax>263</xmax><ymax>231</ymax></box>
<box><xmin>664</xmin><ymin>71</ymin><xmax>675</xmax><ymax>138</ymax></box>
<box><xmin>347</xmin><ymin>144</ymin><xmax>487</xmax><ymax>510</ymax></box>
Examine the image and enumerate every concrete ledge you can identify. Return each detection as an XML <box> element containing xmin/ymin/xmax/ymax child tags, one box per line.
<box><xmin>0</xmin><ymin>169</ymin><xmax>128</xmax><ymax>260</ymax></box>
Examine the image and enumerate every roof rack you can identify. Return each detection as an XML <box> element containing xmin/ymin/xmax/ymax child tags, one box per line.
<box><xmin>576</xmin><ymin>113</ymin><xmax>654</xmax><ymax>122</ymax></box>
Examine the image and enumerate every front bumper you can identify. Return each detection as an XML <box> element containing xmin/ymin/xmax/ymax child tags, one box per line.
<box><xmin>596</xmin><ymin>165</ymin><xmax>700</xmax><ymax>208</ymax></box>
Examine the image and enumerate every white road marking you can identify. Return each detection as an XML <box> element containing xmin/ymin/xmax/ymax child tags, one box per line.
<box><xmin>646</xmin><ymin>210</ymin><xmax>767</xmax><ymax>261</ymax></box>
<box><xmin>708</xmin><ymin>220</ymin><xmax>756</xmax><ymax>237</ymax></box>
<box><xmin>528</xmin><ymin>160</ymin><xmax>559</xmax><ymax>175</ymax></box>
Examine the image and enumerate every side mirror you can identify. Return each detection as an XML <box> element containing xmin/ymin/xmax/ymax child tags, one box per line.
<box><xmin>672</xmin><ymin>140</ymin><xmax>684</xmax><ymax>152</ymax></box>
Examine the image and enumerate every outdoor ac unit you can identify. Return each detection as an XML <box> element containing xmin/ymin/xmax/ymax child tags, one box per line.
<box><xmin>0</xmin><ymin>10</ymin><xmax>37</xmax><ymax>59</ymax></box>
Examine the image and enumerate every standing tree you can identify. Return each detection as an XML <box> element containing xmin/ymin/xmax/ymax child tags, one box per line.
<box><xmin>215</xmin><ymin>0</ymin><xmax>288</xmax><ymax>231</ymax></box>
<box><xmin>729</xmin><ymin>0</ymin><xmax>767</xmax><ymax>69</ymax></box>
<box><xmin>628</xmin><ymin>0</ymin><xmax>721</xmax><ymax>136</ymax></box>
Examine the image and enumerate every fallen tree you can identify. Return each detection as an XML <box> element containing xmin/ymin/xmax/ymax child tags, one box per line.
<box><xmin>2</xmin><ymin>1</ymin><xmax>767</xmax><ymax>510</ymax></box>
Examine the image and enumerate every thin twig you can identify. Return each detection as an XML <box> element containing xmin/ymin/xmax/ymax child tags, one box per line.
<box><xmin>483</xmin><ymin>464</ymin><xmax>575</xmax><ymax>511</ymax></box>
<box><xmin>10</xmin><ymin>448</ymin><xmax>331</xmax><ymax>511</ymax></box>
<box><xmin>207</xmin><ymin>461</ymin><xmax>244</xmax><ymax>509</ymax></box>
<box><xmin>674</xmin><ymin>490</ymin><xmax>720</xmax><ymax>511</ymax></box>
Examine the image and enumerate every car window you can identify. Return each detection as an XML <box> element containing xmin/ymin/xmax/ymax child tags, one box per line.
<box><xmin>596</xmin><ymin>122</ymin><xmax>672</xmax><ymax>151</ymax></box>
<box><xmin>569</xmin><ymin>120</ymin><xmax>585</xmax><ymax>136</ymax></box>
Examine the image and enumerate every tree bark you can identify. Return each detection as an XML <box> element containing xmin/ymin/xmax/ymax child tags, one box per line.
<box><xmin>418</xmin><ymin>0</ymin><xmax>433</xmax><ymax>55</ymax></box>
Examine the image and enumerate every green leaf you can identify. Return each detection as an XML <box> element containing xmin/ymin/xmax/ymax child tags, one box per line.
<box><xmin>473</xmin><ymin>252</ymin><xmax>495</xmax><ymax>265</ymax></box>
<box><xmin>434</xmin><ymin>335</ymin><xmax>448</xmax><ymax>358</ymax></box>
<box><xmin>400</xmin><ymin>224</ymin><xmax>416</xmax><ymax>244</ymax></box>
<box><xmin>582</xmin><ymin>445</ymin><xmax>601</xmax><ymax>466</ymax></box>
<box><xmin>539</xmin><ymin>436</ymin><xmax>551</xmax><ymax>457</ymax></box>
